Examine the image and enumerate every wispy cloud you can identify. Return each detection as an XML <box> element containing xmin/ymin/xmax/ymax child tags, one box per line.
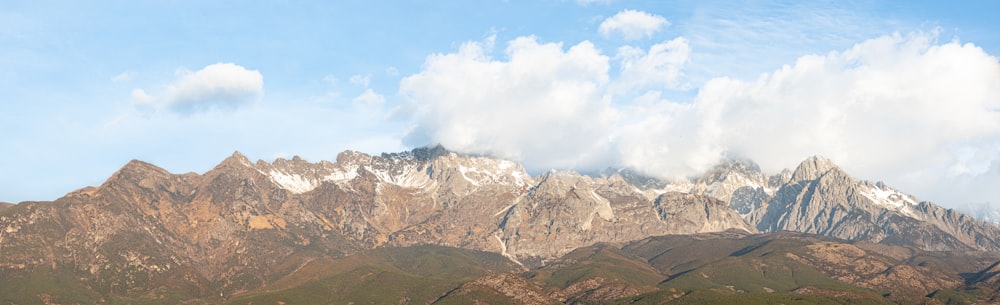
<box><xmin>679</xmin><ymin>1</ymin><xmax>903</xmax><ymax>83</ymax></box>
<box><xmin>111</xmin><ymin>71</ymin><xmax>134</xmax><ymax>83</ymax></box>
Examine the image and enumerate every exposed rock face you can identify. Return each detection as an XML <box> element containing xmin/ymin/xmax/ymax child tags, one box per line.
<box><xmin>0</xmin><ymin>146</ymin><xmax>754</xmax><ymax>298</ymax></box>
<box><xmin>2</xmin><ymin>147</ymin><xmax>999</xmax><ymax>302</ymax></box>
<box><xmin>750</xmin><ymin>156</ymin><xmax>1000</xmax><ymax>251</ymax></box>
<box><xmin>0</xmin><ymin>202</ymin><xmax>12</xmax><ymax>211</ymax></box>
<box><xmin>447</xmin><ymin>273</ymin><xmax>562</xmax><ymax>305</ymax></box>
<box><xmin>789</xmin><ymin>242</ymin><xmax>961</xmax><ymax>295</ymax></box>
<box><xmin>653</xmin><ymin>193</ymin><xmax>755</xmax><ymax>234</ymax></box>
<box><xmin>489</xmin><ymin>169</ymin><xmax>754</xmax><ymax>264</ymax></box>
<box><xmin>686</xmin><ymin>159</ymin><xmax>785</xmax><ymax>218</ymax></box>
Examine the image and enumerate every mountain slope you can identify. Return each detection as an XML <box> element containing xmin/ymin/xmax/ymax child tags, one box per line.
<box><xmin>1</xmin><ymin>147</ymin><xmax>999</xmax><ymax>303</ymax></box>
<box><xmin>0</xmin><ymin>147</ymin><xmax>752</xmax><ymax>303</ymax></box>
<box><xmin>751</xmin><ymin>156</ymin><xmax>1000</xmax><ymax>251</ymax></box>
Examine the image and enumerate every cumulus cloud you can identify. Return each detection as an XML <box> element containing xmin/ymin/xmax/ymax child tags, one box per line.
<box><xmin>399</xmin><ymin>36</ymin><xmax>617</xmax><ymax>170</ymax></box>
<box><xmin>619</xmin><ymin>32</ymin><xmax>1000</xmax><ymax>206</ymax></box>
<box><xmin>164</xmin><ymin>63</ymin><xmax>263</xmax><ymax>113</ymax></box>
<box><xmin>130</xmin><ymin>63</ymin><xmax>262</xmax><ymax>114</ymax></box>
<box><xmin>400</xmin><ymin>32</ymin><xmax>1000</xmax><ymax>207</ymax></box>
<box><xmin>599</xmin><ymin>10</ymin><xmax>670</xmax><ymax>41</ymax></box>
<box><xmin>614</xmin><ymin>37</ymin><xmax>691</xmax><ymax>92</ymax></box>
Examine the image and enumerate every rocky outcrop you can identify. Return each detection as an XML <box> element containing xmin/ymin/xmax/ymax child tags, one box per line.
<box><xmin>0</xmin><ymin>146</ymin><xmax>757</xmax><ymax>299</ymax></box>
<box><xmin>686</xmin><ymin>159</ymin><xmax>785</xmax><ymax>218</ymax></box>
<box><xmin>2</xmin><ymin>147</ymin><xmax>999</xmax><ymax>303</ymax></box>
<box><xmin>445</xmin><ymin>273</ymin><xmax>561</xmax><ymax>305</ymax></box>
<box><xmin>488</xmin><ymin>170</ymin><xmax>753</xmax><ymax>264</ymax></box>
<box><xmin>653</xmin><ymin>192</ymin><xmax>755</xmax><ymax>233</ymax></box>
<box><xmin>751</xmin><ymin>156</ymin><xmax>1000</xmax><ymax>251</ymax></box>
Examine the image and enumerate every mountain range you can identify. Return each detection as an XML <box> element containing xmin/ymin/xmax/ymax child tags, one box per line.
<box><xmin>2</xmin><ymin>146</ymin><xmax>1000</xmax><ymax>304</ymax></box>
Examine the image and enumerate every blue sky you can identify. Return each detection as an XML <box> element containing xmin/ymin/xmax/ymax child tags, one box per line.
<box><xmin>3</xmin><ymin>1</ymin><xmax>999</xmax><ymax>210</ymax></box>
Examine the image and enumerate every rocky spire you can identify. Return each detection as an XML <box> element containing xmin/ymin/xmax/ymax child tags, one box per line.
<box><xmin>216</xmin><ymin>150</ymin><xmax>253</xmax><ymax>168</ymax></box>
<box><xmin>790</xmin><ymin>155</ymin><xmax>839</xmax><ymax>182</ymax></box>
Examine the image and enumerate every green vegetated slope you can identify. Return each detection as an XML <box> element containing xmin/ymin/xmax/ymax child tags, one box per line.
<box><xmin>378</xmin><ymin>232</ymin><xmax>989</xmax><ymax>304</ymax></box>
<box><xmin>4</xmin><ymin>232</ymin><xmax>995</xmax><ymax>305</ymax></box>
<box><xmin>222</xmin><ymin>245</ymin><xmax>521</xmax><ymax>305</ymax></box>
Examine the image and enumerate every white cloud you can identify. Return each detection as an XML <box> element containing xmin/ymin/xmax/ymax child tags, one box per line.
<box><xmin>164</xmin><ymin>63</ymin><xmax>263</xmax><ymax>113</ymax></box>
<box><xmin>620</xmin><ymin>32</ymin><xmax>1000</xmax><ymax>206</ymax></box>
<box><xmin>130</xmin><ymin>88</ymin><xmax>154</xmax><ymax>107</ymax></box>
<box><xmin>399</xmin><ymin>36</ymin><xmax>617</xmax><ymax>170</ymax></box>
<box><xmin>349</xmin><ymin>74</ymin><xmax>371</xmax><ymax>87</ymax></box>
<box><xmin>614</xmin><ymin>37</ymin><xmax>691</xmax><ymax>92</ymax></box>
<box><xmin>399</xmin><ymin>32</ymin><xmax>1000</xmax><ymax>207</ymax></box>
<box><xmin>353</xmin><ymin>88</ymin><xmax>385</xmax><ymax>107</ymax></box>
<box><xmin>599</xmin><ymin>10</ymin><xmax>669</xmax><ymax>41</ymax></box>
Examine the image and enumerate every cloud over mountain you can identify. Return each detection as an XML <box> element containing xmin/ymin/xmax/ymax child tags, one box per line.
<box><xmin>401</xmin><ymin>31</ymin><xmax>1000</xmax><ymax>207</ymax></box>
<box><xmin>399</xmin><ymin>36</ymin><xmax>618</xmax><ymax>170</ymax></box>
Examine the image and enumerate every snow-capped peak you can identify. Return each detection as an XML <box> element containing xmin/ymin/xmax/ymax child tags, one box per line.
<box><xmin>859</xmin><ymin>182</ymin><xmax>919</xmax><ymax>218</ymax></box>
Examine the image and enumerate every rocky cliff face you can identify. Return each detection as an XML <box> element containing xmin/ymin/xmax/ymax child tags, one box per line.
<box><xmin>1</xmin><ymin>147</ymin><xmax>998</xmax><ymax>302</ymax></box>
<box><xmin>0</xmin><ymin>146</ymin><xmax>756</xmax><ymax>299</ymax></box>
<box><xmin>750</xmin><ymin>156</ymin><xmax>1000</xmax><ymax>251</ymax></box>
<box><xmin>686</xmin><ymin>159</ymin><xmax>786</xmax><ymax>218</ymax></box>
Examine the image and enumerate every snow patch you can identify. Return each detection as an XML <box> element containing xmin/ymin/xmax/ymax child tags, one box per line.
<box><xmin>364</xmin><ymin>164</ymin><xmax>434</xmax><ymax>188</ymax></box>
<box><xmin>458</xmin><ymin>165</ymin><xmax>481</xmax><ymax>186</ymax></box>
<box><xmin>859</xmin><ymin>183</ymin><xmax>919</xmax><ymax>218</ymax></box>
<box><xmin>323</xmin><ymin>165</ymin><xmax>359</xmax><ymax>182</ymax></box>
<box><xmin>497</xmin><ymin>160</ymin><xmax>516</xmax><ymax>171</ymax></box>
<box><xmin>661</xmin><ymin>181</ymin><xmax>693</xmax><ymax>194</ymax></box>
<box><xmin>591</xmin><ymin>189</ymin><xmax>614</xmax><ymax>221</ymax></box>
<box><xmin>454</xmin><ymin>157</ymin><xmax>531</xmax><ymax>188</ymax></box>
<box><xmin>269</xmin><ymin>170</ymin><xmax>319</xmax><ymax>194</ymax></box>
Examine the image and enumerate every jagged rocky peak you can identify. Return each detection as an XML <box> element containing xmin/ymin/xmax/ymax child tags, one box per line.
<box><xmin>335</xmin><ymin>149</ymin><xmax>374</xmax><ymax>164</ymax></box>
<box><xmin>102</xmin><ymin>159</ymin><xmax>176</xmax><ymax>189</ymax></box>
<box><xmin>698</xmin><ymin>158</ymin><xmax>764</xmax><ymax>184</ymax></box>
<box><xmin>768</xmin><ymin>168</ymin><xmax>793</xmax><ymax>188</ymax></box>
<box><xmin>217</xmin><ymin>150</ymin><xmax>253</xmax><ymax>168</ymax></box>
<box><xmin>429</xmin><ymin>152</ymin><xmax>534</xmax><ymax>189</ymax></box>
<box><xmin>117</xmin><ymin>159</ymin><xmax>171</xmax><ymax>175</ymax></box>
<box><xmin>601</xmin><ymin>167</ymin><xmax>666</xmax><ymax>190</ymax></box>
<box><xmin>531</xmin><ymin>170</ymin><xmax>585</xmax><ymax>194</ymax></box>
<box><xmin>790</xmin><ymin>155</ymin><xmax>840</xmax><ymax>182</ymax></box>
<box><xmin>689</xmin><ymin>158</ymin><xmax>772</xmax><ymax>207</ymax></box>
<box><xmin>380</xmin><ymin>144</ymin><xmax>451</xmax><ymax>161</ymax></box>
